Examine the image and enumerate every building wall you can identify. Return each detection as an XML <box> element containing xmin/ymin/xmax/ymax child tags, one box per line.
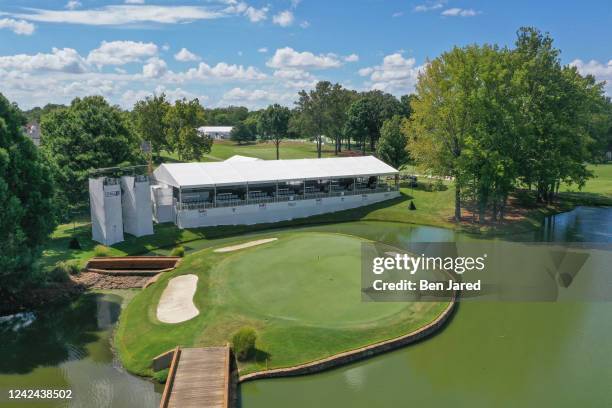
<box><xmin>176</xmin><ymin>191</ymin><xmax>400</xmax><ymax>229</ymax></box>
<box><xmin>121</xmin><ymin>176</ymin><xmax>154</xmax><ymax>237</ymax></box>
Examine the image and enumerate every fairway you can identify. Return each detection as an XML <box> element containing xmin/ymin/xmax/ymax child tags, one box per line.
<box><xmin>220</xmin><ymin>233</ymin><xmax>407</xmax><ymax>328</ymax></box>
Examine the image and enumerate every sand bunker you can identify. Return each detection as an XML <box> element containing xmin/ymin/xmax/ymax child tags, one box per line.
<box><xmin>156</xmin><ymin>274</ymin><xmax>199</xmax><ymax>324</ymax></box>
<box><xmin>214</xmin><ymin>238</ymin><xmax>278</xmax><ymax>253</ymax></box>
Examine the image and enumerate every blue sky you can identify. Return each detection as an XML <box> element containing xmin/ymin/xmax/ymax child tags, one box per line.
<box><xmin>0</xmin><ymin>0</ymin><xmax>610</xmax><ymax>110</ymax></box>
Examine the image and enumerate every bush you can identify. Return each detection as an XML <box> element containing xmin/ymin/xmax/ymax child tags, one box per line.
<box><xmin>152</xmin><ymin>368</ymin><xmax>169</xmax><ymax>384</ymax></box>
<box><xmin>170</xmin><ymin>246</ymin><xmax>185</xmax><ymax>257</ymax></box>
<box><xmin>93</xmin><ymin>245</ymin><xmax>111</xmax><ymax>257</ymax></box>
<box><xmin>50</xmin><ymin>261</ymin><xmax>81</xmax><ymax>282</ymax></box>
<box><xmin>232</xmin><ymin>327</ymin><xmax>257</xmax><ymax>361</ymax></box>
<box><xmin>409</xmin><ymin>201</ymin><xmax>417</xmax><ymax>210</ymax></box>
<box><xmin>68</xmin><ymin>237</ymin><xmax>81</xmax><ymax>250</ymax></box>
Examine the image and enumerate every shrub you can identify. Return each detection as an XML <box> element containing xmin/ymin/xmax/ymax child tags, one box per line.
<box><xmin>170</xmin><ymin>246</ymin><xmax>185</xmax><ymax>257</ymax></box>
<box><xmin>409</xmin><ymin>201</ymin><xmax>417</xmax><ymax>210</ymax></box>
<box><xmin>93</xmin><ymin>245</ymin><xmax>110</xmax><ymax>257</ymax></box>
<box><xmin>152</xmin><ymin>368</ymin><xmax>169</xmax><ymax>384</ymax></box>
<box><xmin>68</xmin><ymin>237</ymin><xmax>81</xmax><ymax>250</ymax></box>
<box><xmin>49</xmin><ymin>262</ymin><xmax>71</xmax><ymax>283</ymax></box>
<box><xmin>232</xmin><ymin>327</ymin><xmax>257</xmax><ymax>361</ymax></box>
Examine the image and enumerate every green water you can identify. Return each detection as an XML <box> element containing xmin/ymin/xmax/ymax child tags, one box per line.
<box><xmin>1</xmin><ymin>207</ymin><xmax>610</xmax><ymax>407</ymax></box>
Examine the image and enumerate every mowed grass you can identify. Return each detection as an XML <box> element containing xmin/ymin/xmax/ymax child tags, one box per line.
<box><xmin>115</xmin><ymin>232</ymin><xmax>449</xmax><ymax>376</ymax></box>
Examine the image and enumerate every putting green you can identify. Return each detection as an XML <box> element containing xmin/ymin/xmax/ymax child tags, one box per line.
<box><xmin>220</xmin><ymin>232</ymin><xmax>408</xmax><ymax>328</ymax></box>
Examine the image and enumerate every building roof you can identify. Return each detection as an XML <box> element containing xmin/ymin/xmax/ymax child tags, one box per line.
<box><xmin>153</xmin><ymin>156</ymin><xmax>398</xmax><ymax>188</ymax></box>
<box><xmin>197</xmin><ymin>126</ymin><xmax>233</xmax><ymax>133</ymax></box>
<box><xmin>224</xmin><ymin>155</ymin><xmax>262</xmax><ymax>163</ymax></box>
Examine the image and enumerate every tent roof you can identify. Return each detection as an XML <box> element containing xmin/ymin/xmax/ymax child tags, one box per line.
<box><xmin>197</xmin><ymin>126</ymin><xmax>233</xmax><ymax>133</ymax></box>
<box><xmin>153</xmin><ymin>156</ymin><xmax>398</xmax><ymax>188</ymax></box>
<box><xmin>224</xmin><ymin>155</ymin><xmax>262</xmax><ymax>163</ymax></box>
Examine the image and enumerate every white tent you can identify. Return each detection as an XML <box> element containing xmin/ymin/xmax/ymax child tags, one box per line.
<box><xmin>153</xmin><ymin>156</ymin><xmax>397</xmax><ymax>188</ymax></box>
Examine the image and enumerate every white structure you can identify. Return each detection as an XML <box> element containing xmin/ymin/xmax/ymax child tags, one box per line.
<box><xmin>120</xmin><ymin>175</ymin><xmax>154</xmax><ymax>237</ymax></box>
<box><xmin>224</xmin><ymin>155</ymin><xmax>261</xmax><ymax>163</ymax></box>
<box><xmin>151</xmin><ymin>184</ymin><xmax>174</xmax><ymax>223</ymax></box>
<box><xmin>89</xmin><ymin>177</ymin><xmax>124</xmax><ymax>245</ymax></box>
<box><xmin>197</xmin><ymin>126</ymin><xmax>233</xmax><ymax>140</ymax></box>
<box><xmin>152</xmin><ymin>156</ymin><xmax>400</xmax><ymax>229</ymax></box>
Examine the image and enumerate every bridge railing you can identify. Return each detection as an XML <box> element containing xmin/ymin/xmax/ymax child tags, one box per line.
<box><xmin>159</xmin><ymin>346</ymin><xmax>181</xmax><ymax>408</ymax></box>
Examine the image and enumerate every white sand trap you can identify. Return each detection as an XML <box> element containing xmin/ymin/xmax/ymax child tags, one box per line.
<box><xmin>214</xmin><ymin>238</ymin><xmax>278</xmax><ymax>253</ymax></box>
<box><xmin>157</xmin><ymin>274</ymin><xmax>199</xmax><ymax>324</ymax></box>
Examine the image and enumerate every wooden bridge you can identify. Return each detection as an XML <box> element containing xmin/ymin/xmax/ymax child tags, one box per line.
<box><xmin>158</xmin><ymin>346</ymin><xmax>231</xmax><ymax>408</ymax></box>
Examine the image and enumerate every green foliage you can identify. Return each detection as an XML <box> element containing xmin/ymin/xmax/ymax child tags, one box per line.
<box><xmin>258</xmin><ymin>104</ymin><xmax>291</xmax><ymax>159</ymax></box>
<box><xmin>376</xmin><ymin>115</ymin><xmax>409</xmax><ymax>169</ymax></box>
<box><xmin>204</xmin><ymin>106</ymin><xmax>249</xmax><ymax>126</ymax></box>
<box><xmin>232</xmin><ymin>327</ymin><xmax>257</xmax><ymax>361</ymax></box>
<box><xmin>23</xmin><ymin>103</ymin><xmax>66</xmax><ymax>124</ymax></box>
<box><xmin>164</xmin><ymin>98</ymin><xmax>212</xmax><ymax>161</ymax></box>
<box><xmin>230</xmin><ymin>121</ymin><xmax>256</xmax><ymax>144</ymax></box>
<box><xmin>52</xmin><ymin>260</ymin><xmax>80</xmax><ymax>278</ymax></box>
<box><xmin>152</xmin><ymin>368</ymin><xmax>169</xmax><ymax>384</ymax></box>
<box><xmin>170</xmin><ymin>246</ymin><xmax>185</xmax><ymax>257</ymax></box>
<box><xmin>93</xmin><ymin>244</ymin><xmax>110</xmax><ymax>257</ymax></box>
<box><xmin>40</xmin><ymin>96</ymin><xmax>143</xmax><ymax>210</ymax></box>
<box><xmin>0</xmin><ymin>93</ymin><xmax>57</xmax><ymax>295</ymax></box>
<box><xmin>132</xmin><ymin>93</ymin><xmax>171</xmax><ymax>157</ymax></box>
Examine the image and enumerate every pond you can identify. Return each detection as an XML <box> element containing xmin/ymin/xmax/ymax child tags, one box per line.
<box><xmin>1</xmin><ymin>206</ymin><xmax>610</xmax><ymax>407</ymax></box>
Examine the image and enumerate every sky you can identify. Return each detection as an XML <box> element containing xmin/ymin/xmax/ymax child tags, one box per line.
<box><xmin>0</xmin><ymin>0</ymin><xmax>611</xmax><ymax>110</ymax></box>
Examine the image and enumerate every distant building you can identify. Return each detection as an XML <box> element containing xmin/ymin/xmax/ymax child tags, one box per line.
<box><xmin>25</xmin><ymin>122</ymin><xmax>41</xmax><ymax>146</ymax></box>
<box><xmin>197</xmin><ymin>126</ymin><xmax>233</xmax><ymax>140</ymax></box>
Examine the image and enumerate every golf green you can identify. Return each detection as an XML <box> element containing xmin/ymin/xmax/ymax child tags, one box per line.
<box><xmin>220</xmin><ymin>233</ymin><xmax>408</xmax><ymax>328</ymax></box>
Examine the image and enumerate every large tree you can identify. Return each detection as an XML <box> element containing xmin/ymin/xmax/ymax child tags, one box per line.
<box><xmin>377</xmin><ymin>115</ymin><xmax>409</xmax><ymax>169</ymax></box>
<box><xmin>164</xmin><ymin>98</ymin><xmax>212</xmax><ymax>161</ymax></box>
<box><xmin>132</xmin><ymin>93</ymin><xmax>171</xmax><ymax>159</ymax></box>
<box><xmin>0</xmin><ymin>93</ymin><xmax>57</xmax><ymax>294</ymax></box>
<box><xmin>230</xmin><ymin>121</ymin><xmax>256</xmax><ymax>144</ymax></box>
<box><xmin>41</xmin><ymin>96</ymin><xmax>142</xmax><ymax>210</ymax></box>
<box><xmin>258</xmin><ymin>104</ymin><xmax>290</xmax><ymax>160</ymax></box>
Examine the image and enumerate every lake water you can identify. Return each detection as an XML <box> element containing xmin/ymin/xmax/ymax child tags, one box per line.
<box><xmin>1</xmin><ymin>207</ymin><xmax>610</xmax><ymax>407</ymax></box>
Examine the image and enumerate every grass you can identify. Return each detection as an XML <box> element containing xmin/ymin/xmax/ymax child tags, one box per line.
<box><xmin>115</xmin><ymin>232</ymin><xmax>449</xmax><ymax>376</ymax></box>
<box><xmin>160</xmin><ymin>140</ymin><xmax>337</xmax><ymax>163</ymax></box>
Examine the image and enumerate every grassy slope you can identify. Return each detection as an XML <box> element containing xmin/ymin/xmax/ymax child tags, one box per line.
<box><xmin>115</xmin><ymin>232</ymin><xmax>448</xmax><ymax>376</ymax></box>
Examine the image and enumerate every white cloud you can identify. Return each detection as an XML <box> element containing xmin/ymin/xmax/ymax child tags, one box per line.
<box><xmin>570</xmin><ymin>59</ymin><xmax>612</xmax><ymax>93</ymax></box>
<box><xmin>273</xmin><ymin>69</ymin><xmax>314</xmax><ymax>81</ymax></box>
<box><xmin>0</xmin><ymin>48</ymin><xmax>88</xmax><ymax>73</ymax></box>
<box><xmin>359</xmin><ymin>53</ymin><xmax>425</xmax><ymax>94</ymax></box>
<box><xmin>392</xmin><ymin>11</ymin><xmax>404</xmax><ymax>17</ymax></box>
<box><xmin>142</xmin><ymin>57</ymin><xmax>168</xmax><ymax>78</ymax></box>
<box><xmin>441</xmin><ymin>8</ymin><xmax>480</xmax><ymax>17</ymax></box>
<box><xmin>5</xmin><ymin>5</ymin><xmax>226</xmax><ymax>26</ymax></box>
<box><xmin>258</xmin><ymin>47</ymin><xmax>268</xmax><ymax>53</ymax></box>
<box><xmin>344</xmin><ymin>54</ymin><xmax>359</xmax><ymax>62</ymax></box>
<box><xmin>174</xmin><ymin>48</ymin><xmax>201</xmax><ymax>62</ymax></box>
<box><xmin>267</xmin><ymin>47</ymin><xmax>342</xmax><ymax>70</ymax></box>
<box><xmin>300</xmin><ymin>20</ymin><xmax>310</xmax><ymax>28</ymax></box>
<box><xmin>0</xmin><ymin>18</ymin><xmax>35</xmax><ymax>35</ymax></box>
<box><xmin>65</xmin><ymin>1</ymin><xmax>82</xmax><ymax>10</ymax></box>
<box><xmin>125</xmin><ymin>0</ymin><xmax>145</xmax><ymax>4</ymax></box>
<box><xmin>170</xmin><ymin>61</ymin><xmax>267</xmax><ymax>82</ymax></box>
<box><xmin>273</xmin><ymin>10</ymin><xmax>294</xmax><ymax>27</ymax></box>
<box><xmin>87</xmin><ymin>40</ymin><xmax>158</xmax><ymax>66</ymax></box>
<box><xmin>244</xmin><ymin>6</ymin><xmax>268</xmax><ymax>22</ymax></box>
<box><xmin>414</xmin><ymin>2</ymin><xmax>444</xmax><ymax>12</ymax></box>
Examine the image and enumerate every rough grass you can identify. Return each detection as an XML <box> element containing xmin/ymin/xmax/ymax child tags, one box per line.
<box><xmin>115</xmin><ymin>232</ymin><xmax>449</xmax><ymax>377</ymax></box>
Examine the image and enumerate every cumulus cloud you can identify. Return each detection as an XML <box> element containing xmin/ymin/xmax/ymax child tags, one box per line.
<box><xmin>87</xmin><ymin>40</ymin><xmax>158</xmax><ymax>66</ymax></box>
<box><xmin>0</xmin><ymin>18</ymin><xmax>35</xmax><ymax>35</ymax></box>
<box><xmin>344</xmin><ymin>54</ymin><xmax>359</xmax><ymax>62</ymax></box>
<box><xmin>258</xmin><ymin>47</ymin><xmax>268</xmax><ymax>53</ymax></box>
<box><xmin>125</xmin><ymin>0</ymin><xmax>145</xmax><ymax>4</ymax></box>
<box><xmin>65</xmin><ymin>1</ymin><xmax>82</xmax><ymax>10</ymax></box>
<box><xmin>414</xmin><ymin>2</ymin><xmax>444</xmax><ymax>12</ymax></box>
<box><xmin>142</xmin><ymin>57</ymin><xmax>168</xmax><ymax>78</ymax></box>
<box><xmin>570</xmin><ymin>59</ymin><xmax>612</xmax><ymax>93</ymax></box>
<box><xmin>273</xmin><ymin>10</ymin><xmax>294</xmax><ymax>27</ymax></box>
<box><xmin>170</xmin><ymin>61</ymin><xmax>267</xmax><ymax>82</ymax></box>
<box><xmin>267</xmin><ymin>47</ymin><xmax>342</xmax><ymax>70</ymax></box>
<box><xmin>244</xmin><ymin>6</ymin><xmax>268</xmax><ymax>22</ymax></box>
<box><xmin>174</xmin><ymin>48</ymin><xmax>201</xmax><ymax>62</ymax></box>
<box><xmin>358</xmin><ymin>53</ymin><xmax>425</xmax><ymax>94</ymax></box>
<box><xmin>0</xmin><ymin>48</ymin><xmax>88</xmax><ymax>73</ymax></box>
<box><xmin>273</xmin><ymin>69</ymin><xmax>314</xmax><ymax>81</ymax></box>
<box><xmin>441</xmin><ymin>8</ymin><xmax>480</xmax><ymax>17</ymax></box>
<box><xmin>300</xmin><ymin>20</ymin><xmax>310</xmax><ymax>28</ymax></box>
<box><xmin>220</xmin><ymin>86</ymin><xmax>293</xmax><ymax>108</ymax></box>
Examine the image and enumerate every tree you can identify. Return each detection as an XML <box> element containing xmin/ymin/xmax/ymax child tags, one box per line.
<box><xmin>164</xmin><ymin>98</ymin><xmax>212</xmax><ymax>161</ymax></box>
<box><xmin>204</xmin><ymin>106</ymin><xmax>249</xmax><ymax>125</ymax></box>
<box><xmin>41</xmin><ymin>96</ymin><xmax>142</xmax><ymax>209</ymax></box>
<box><xmin>230</xmin><ymin>121</ymin><xmax>255</xmax><ymax>144</ymax></box>
<box><xmin>377</xmin><ymin>115</ymin><xmax>409</xmax><ymax>169</ymax></box>
<box><xmin>258</xmin><ymin>104</ymin><xmax>290</xmax><ymax>160</ymax></box>
<box><xmin>343</xmin><ymin>98</ymin><xmax>373</xmax><ymax>155</ymax></box>
<box><xmin>0</xmin><ymin>93</ymin><xmax>57</xmax><ymax>295</ymax></box>
<box><xmin>294</xmin><ymin>81</ymin><xmax>356</xmax><ymax>157</ymax></box>
<box><xmin>132</xmin><ymin>93</ymin><xmax>171</xmax><ymax>159</ymax></box>
<box><xmin>232</xmin><ymin>327</ymin><xmax>257</xmax><ymax>361</ymax></box>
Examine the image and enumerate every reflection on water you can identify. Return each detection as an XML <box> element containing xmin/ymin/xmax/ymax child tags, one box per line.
<box><xmin>0</xmin><ymin>293</ymin><xmax>161</xmax><ymax>408</ymax></box>
<box><xmin>239</xmin><ymin>206</ymin><xmax>612</xmax><ymax>408</ymax></box>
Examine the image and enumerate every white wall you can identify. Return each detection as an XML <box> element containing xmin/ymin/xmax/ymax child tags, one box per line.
<box><xmin>121</xmin><ymin>176</ymin><xmax>154</xmax><ymax>237</ymax></box>
<box><xmin>176</xmin><ymin>191</ymin><xmax>400</xmax><ymax>229</ymax></box>
<box><xmin>89</xmin><ymin>178</ymin><xmax>124</xmax><ymax>245</ymax></box>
